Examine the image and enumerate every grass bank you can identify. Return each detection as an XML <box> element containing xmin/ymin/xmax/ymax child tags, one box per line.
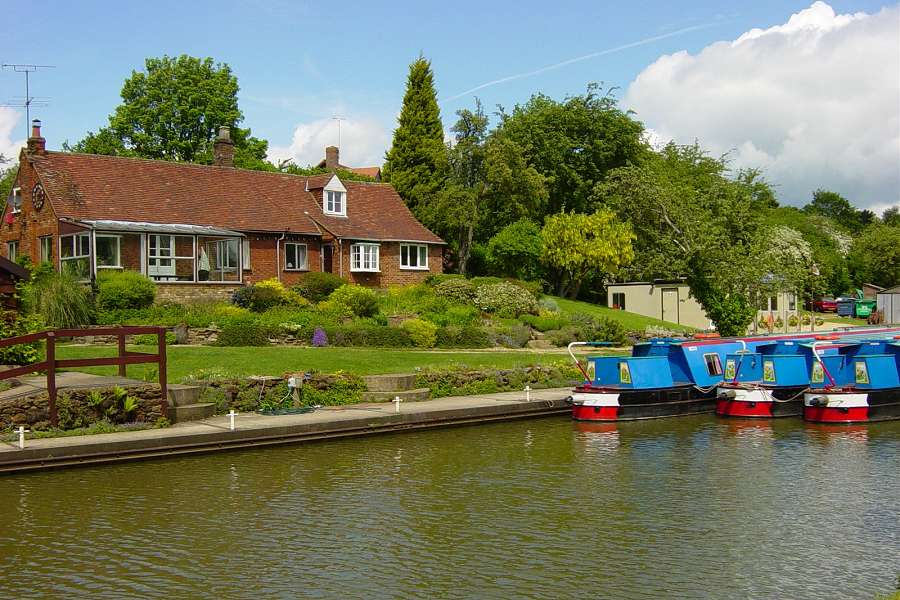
<box><xmin>57</xmin><ymin>344</ymin><xmax>574</xmax><ymax>382</ymax></box>
<box><xmin>552</xmin><ymin>296</ymin><xmax>692</xmax><ymax>331</ymax></box>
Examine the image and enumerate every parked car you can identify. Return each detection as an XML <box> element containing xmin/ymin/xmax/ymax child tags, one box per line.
<box><xmin>812</xmin><ymin>297</ymin><xmax>838</xmax><ymax>312</ymax></box>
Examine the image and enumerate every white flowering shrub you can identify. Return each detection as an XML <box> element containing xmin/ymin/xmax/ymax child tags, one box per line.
<box><xmin>473</xmin><ymin>281</ymin><xmax>538</xmax><ymax>318</ymax></box>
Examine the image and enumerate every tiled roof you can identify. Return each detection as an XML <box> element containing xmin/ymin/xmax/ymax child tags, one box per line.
<box><xmin>347</xmin><ymin>166</ymin><xmax>381</xmax><ymax>179</ymax></box>
<box><xmin>30</xmin><ymin>152</ymin><xmax>442</xmax><ymax>243</ymax></box>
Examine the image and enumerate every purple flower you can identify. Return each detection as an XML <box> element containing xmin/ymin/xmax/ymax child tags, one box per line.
<box><xmin>312</xmin><ymin>327</ymin><xmax>328</xmax><ymax>347</ymax></box>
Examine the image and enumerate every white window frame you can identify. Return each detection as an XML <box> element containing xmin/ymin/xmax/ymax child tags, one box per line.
<box><xmin>242</xmin><ymin>239</ymin><xmax>251</xmax><ymax>270</ymax></box>
<box><xmin>214</xmin><ymin>239</ymin><xmax>239</xmax><ymax>271</ymax></box>
<box><xmin>400</xmin><ymin>243</ymin><xmax>428</xmax><ymax>270</ymax></box>
<box><xmin>350</xmin><ymin>243</ymin><xmax>380</xmax><ymax>272</ymax></box>
<box><xmin>39</xmin><ymin>236</ymin><xmax>52</xmax><ymax>264</ymax></box>
<box><xmin>9</xmin><ymin>187</ymin><xmax>21</xmax><ymax>214</ymax></box>
<box><xmin>6</xmin><ymin>240</ymin><xmax>18</xmax><ymax>261</ymax></box>
<box><xmin>95</xmin><ymin>234</ymin><xmax>122</xmax><ymax>269</ymax></box>
<box><xmin>284</xmin><ymin>242</ymin><xmax>308</xmax><ymax>271</ymax></box>
<box><xmin>323</xmin><ymin>175</ymin><xmax>347</xmax><ymax>216</ymax></box>
<box><xmin>59</xmin><ymin>232</ymin><xmax>91</xmax><ymax>280</ymax></box>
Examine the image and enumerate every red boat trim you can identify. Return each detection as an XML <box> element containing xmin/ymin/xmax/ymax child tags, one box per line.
<box><xmin>572</xmin><ymin>405</ymin><xmax>618</xmax><ymax>421</ymax></box>
<box><xmin>803</xmin><ymin>406</ymin><xmax>869</xmax><ymax>423</ymax></box>
<box><xmin>716</xmin><ymin>398</ymin><xmax>774</xmax><ymax>418</ymax></box>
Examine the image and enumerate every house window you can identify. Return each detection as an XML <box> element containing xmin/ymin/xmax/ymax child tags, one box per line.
<box><xmin>770</xmin><ymin>296</ymin><xmax>777</xmax><ymax>311</ymax></box>
<box><xmin>242</xmin><ymin>239</ymin><xmax>251</xmax><ymax>270</ymax></box>
<box><xmin>96</xmin><ymin>235</ymin><xmax>121</xmax><ymax>268</ymax></box>
<box><xmin>8</xmin><ymin>187</ymin><xmax>21</xmax><ymax>214</ymax></box>
<box><xmin>350</xmin><ymin>243</ymin><xmax>379</xmax><ymax>272</ymax></box>
<box><xmin>39</xmin><ymin>236</ymin><xmax>52</xmax><ymax>263</ymax></box>
<box><xmin>60</xmin><ymin>232</ymin><xmax>91</xmax><ymax>280</ymax></box>
<box><xmin>325</xmin><ymin>191</ymin><xmax>345</xmax><ymax>215</ymax></box>
<box><xmin>285</xmin><ymin>243</ymin><xmax>308</xmax><ymax>271</ymax></box>
<box><xmin>148</xmin><ymin>235</ymin><xmax>195</xmax><ymax>281</ymax></box>
<box><xmin>704</xmin><ymin>353</ymin><xmax>723</xmax><ymax>376</ymax></box>
<box><xmin>6</xmin><ymin>240</ymin><xmax>18</xmax><ymax>261</ymax></box>
<box><xmin>612</xmin><ymin>292</ymin><xmax>626</xmax><ymax>310</ymax></box>
<box><xmin>400</xmin><ymin>244</ymin><xmax>428</xmax><ymax>270</ymax></box>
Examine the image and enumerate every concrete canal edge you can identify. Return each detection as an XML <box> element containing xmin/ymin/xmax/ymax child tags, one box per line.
<box><xmin>0</xmin><ymin>388</ymin><xmax>572</xmax><ymax>474</ymax></box>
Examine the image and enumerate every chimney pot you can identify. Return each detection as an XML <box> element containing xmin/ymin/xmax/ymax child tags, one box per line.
<box><xmin>31</xmin><ymin>119</ymin><xmax>42</xmax><ymax>138</ymax></box>
<box><xmin>217</xmin><ymin>126</ymin><xmax>231</xmax><ymax>141</ymax></box>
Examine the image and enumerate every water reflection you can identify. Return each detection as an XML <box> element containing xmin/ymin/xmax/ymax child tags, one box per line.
<box><xmin>0</xmin><ymin>416</ymin><xmax>898</xmax><ymax>599</ymax></box>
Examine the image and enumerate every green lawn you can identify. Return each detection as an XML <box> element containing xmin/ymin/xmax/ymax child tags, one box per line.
<box><xmin>56</xmin><ymin>345</ymin><xmax>572</xmax><ymax>383</ymax></box>
<box><xmin>551</xmin><ymin>296</ymin><xmax>693</xmax><ymax>332</ymax></box>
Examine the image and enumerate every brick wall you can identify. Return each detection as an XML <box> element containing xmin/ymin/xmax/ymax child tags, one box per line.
<box><xmin>0</xmin><ymin>151</ymin><xmax>61</xmax><ymax>265</ymax></box>
<box><xmin>242</xmin><ymin>233</ymin><xmax>322</xmax><ymax>286</ymax></box>
<box><xmin>335</xmin><ymin>241</ymin><xmax>442</xmax><ymax>287</ymax></box>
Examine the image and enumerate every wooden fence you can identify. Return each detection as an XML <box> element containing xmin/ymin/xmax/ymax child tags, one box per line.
<box><xmin>0</xmin><ymin>326</ymin><xmax>168</xmax><ymax>427</ymax></box>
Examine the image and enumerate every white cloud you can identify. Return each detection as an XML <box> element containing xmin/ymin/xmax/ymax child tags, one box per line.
<box><xmin>625</xmin><ymin>2</ymin><xmax>900</xmax><ymax>210</ymax></box>
<box><xmin>0</xmin><ymin>108</ymin><xmax>26</xmax><ymax>166</ymax></box>
<box><xmin>268</xmin><ymin>116</ymin><xmax>390</xmax><ymax>168</ymax></box>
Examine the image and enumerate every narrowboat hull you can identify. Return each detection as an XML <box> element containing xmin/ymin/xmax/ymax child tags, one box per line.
<box><xmin>803</xmin><ymin>389</ymin><xmax>900</xmax><ymax>423</ymax></box>
<box><xmin>569</xmin><ymin>384</ymin><xmax>717</xmax><ymax>421</ymax></box>
<box><xmin>715</xmin><ymin>385</ymin><xmax>805</xmax><ymax>418</ymax></box>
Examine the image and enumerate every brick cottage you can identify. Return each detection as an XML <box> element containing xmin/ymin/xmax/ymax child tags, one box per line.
<box><xmin>2</xmin><ymin>121</ymin><xmax>444</xmax><ymax>301</ymax></box>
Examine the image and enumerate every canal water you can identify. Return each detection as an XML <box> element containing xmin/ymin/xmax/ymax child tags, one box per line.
<box><xmin>1</xmin><ymin>415</ymin><xmax>898</xmax><ymax>599</ymax></box>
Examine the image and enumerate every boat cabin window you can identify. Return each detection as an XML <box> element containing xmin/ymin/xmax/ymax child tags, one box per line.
<box><xmin>703</xmin><ymin>353</ymin><xmax>723</xmax><ymax>376</ymax></box>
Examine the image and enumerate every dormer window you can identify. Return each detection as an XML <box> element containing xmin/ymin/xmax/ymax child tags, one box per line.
<box><xmin>326</xmin><ymin>190</ymin><xmax>344</xmax><ymax>215</ymax></box>
<box><xmin>323</xmin><ymin>175</ymin><xmax>347</xmax><ymax>216</ymax></box>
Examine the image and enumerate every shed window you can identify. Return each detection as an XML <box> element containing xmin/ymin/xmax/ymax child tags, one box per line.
<box><xmin>704</xmin><ymin>353</ymin><xmax>723</xmax><ymax>376</ymax></box>
<box><xmin>612</xmin><ymin>292</ymin><xmax>626</xmax><ymax>310</ymax></box>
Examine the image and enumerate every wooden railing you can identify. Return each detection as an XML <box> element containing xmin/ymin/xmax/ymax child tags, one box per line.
<box><xmin>0</xmin><ymin>326</ymin><xmax>168</xmax><ymax>427</ymax></box>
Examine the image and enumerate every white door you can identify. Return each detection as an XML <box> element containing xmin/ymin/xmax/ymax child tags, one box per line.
<box><xmin>661</xmin><ymin>288</ymin><xmax>679</xmax><ymax>324</ymax></box>
<box><xmin>148</xmin><ymin>235</ymin><xmax>177</xmax><ymax>279</ymax></box>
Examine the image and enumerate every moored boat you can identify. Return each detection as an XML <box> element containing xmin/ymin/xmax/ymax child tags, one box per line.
<box><xmin>803</xmin><ymin>339</ymin><xmax>900</xmax><ymax>423</ymax></box>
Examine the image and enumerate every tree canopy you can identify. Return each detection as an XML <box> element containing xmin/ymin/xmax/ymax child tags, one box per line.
<box><xmin>66</xmin><ymin>55</ymin><xmax>269</xmax><ymax>169</ymax></box>
<box><xmin>382</xmin><ymin>56</ymin><xmax>448</xmax><ymax>217</ymax></box>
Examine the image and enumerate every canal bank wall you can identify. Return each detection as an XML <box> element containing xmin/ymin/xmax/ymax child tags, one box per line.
<box><xmin>0</xmin><ymin>388</ymin><xmax>572</xmax><ymax>473</ymax></box>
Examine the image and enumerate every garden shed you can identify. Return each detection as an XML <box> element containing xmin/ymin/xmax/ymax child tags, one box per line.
<box><xmin>876</xmin><ymin>286</ymin><xmax>900</xmax><ymax>324</ymax></box>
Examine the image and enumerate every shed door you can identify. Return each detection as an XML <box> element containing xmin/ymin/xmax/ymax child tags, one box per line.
<box><xmin>661</xmin><ymin>288</ymin><xmax>679</xmax><ymax>323</ymax></box>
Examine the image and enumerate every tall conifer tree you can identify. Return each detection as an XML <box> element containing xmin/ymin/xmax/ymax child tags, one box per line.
<box><xmin>383</xmin><ymin>56</ymin><xmax>447</xmax><ymax>215</ymax></box>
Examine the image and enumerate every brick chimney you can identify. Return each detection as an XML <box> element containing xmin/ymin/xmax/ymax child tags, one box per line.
<box><xmin>26</xmin><ymin>119</ymin><xmax>46</xmax><ymax>155</ymax></box>
<box><xmin>213</xmin><ymin>126</ymin><xmax>235</xmax><ymax>167</ymax></box>
<box><xmin>325</xmin><ymin>146</ymin><xmax>339</xmax><ymax>170</ymax></box>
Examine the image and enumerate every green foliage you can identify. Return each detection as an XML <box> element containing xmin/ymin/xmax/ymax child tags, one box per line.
<box><xmin>432</xmin><ymin>278</ymin><xmax>476</xmax><ymax>303</ymax></box>
<box><xmin>0</xmin><ymin>165</ymin><xmax>18</xmax><ymax>205</ymax></box>
<box><xmin>232</xmin><ymin>279</ymin><xmax>309</xmax><ymax>312</ymax></box>
<box><xmin>0</xmin><ymin>311</ymin><xmax>44</xmax><ymax>365</ymax></box>
<box><xmin>122</xmin><ymin>395</ymin><xmax>139</xmax><ymax>414</ymax></box>
<box><xmin>803</xmin><ymin>188</ymin><xmax>864</xmax><ymax>232</ymax></box>
<box><xmin>423</xmin><ymin>304</ymin><xmax>480</xmax><ymax>327</ymax></box>
<box><xmin>486</xmin><ymin>219</ymin><xmax>544</xmax><ymax>281</ymax></box>
<box><xmin>399</xmin><ymin>318</ymin><xmax>438</xmax><ymax>348</ymax></box>
<box><xmin>131</xmin><ymin>332</ymin><xmax>176</xmax><ymax>346</ymax></box>
<box><xmin>383</xmin><ymin>56</ymin><xmax>448</xmax><ymax>216</ymax></box>
<box><xmin>541</xmin><ymin>209</ymin><xmax>635</xmax><ymax>297</ymax></box>
<box><xmin>327</xmin><ymin>285</ymin><xmax>379</xmax><ymax>318</ymax></box>
<box><xmin>435</xmin><ymin>325</ymin><xmax>492</xmax><ymax>348</ymax></box>
<box><xmin>415</xmin><ymin>362</ymin><xmax>581</xmax><ymax>398</ymax></box>
<box><xmin>495</xmin><ymin>84</ymin><xmax>648</xmax><ymax>216</ymax></box>
<box><xmin>848</xmin><ymin>223</ymin><xmax>900</xmax><ymax>289</ymax></box>
<box><xmin>473</xmin><ymin>281</ymin><xmax>539</xmax><ymax>317</ymax></box>
<box><xmin>97</xmin><ymin>301</ymin><xmax>248</xmax><ymax>327</ymax></box>
<box><xmin>491</xmin><ymin>324</ymin><xmax>532</xmax><ymax>348</ymax></box>
<box><xmin>216</xmin><ymin>315</ymin><xmax>273</xmax><ymax>346</ymax></box>
<box><xmin>69</xmin><ymin>55</ymin><xmax>269</xmax><ymax>168</ymax></box>
<box><xmin>21</xmin><ymin>271</ymin><xmax>94</xmax><ymax>328</ymax></box>
<box><xmin>292</xmin><ymin>272</ymin><xmax>347</xmax><ymax>302</ymax></box>
<box><xmin>96</xmin><ymin>270</ymin><xmax>156</xmax><ymax>311</ymax></box>
<box><xmin>520</xmin><ymin>313</ymin><xmax>569</xmax><ymax>332</ymax></box>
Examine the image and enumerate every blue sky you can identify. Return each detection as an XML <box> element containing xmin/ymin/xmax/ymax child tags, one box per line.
<box><xmin>2</xmin><ymin>1</ymin><xmax>898</xmax><ymax>210</ymax></box>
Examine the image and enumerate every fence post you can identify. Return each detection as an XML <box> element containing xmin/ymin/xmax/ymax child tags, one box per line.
<box><xmin>117</xmin><ymin>332</ymin><xmax>127</xmax><ymax>378</ymax></box>
<box><xmin>158</xmin><ymin>327</ymin><xmax>169</xmax><ymax>419</ymax></box>
<box><xmin>46</xmin><ymin>332</ymin><xmax>57</xmax><ymax>428</ymax></box>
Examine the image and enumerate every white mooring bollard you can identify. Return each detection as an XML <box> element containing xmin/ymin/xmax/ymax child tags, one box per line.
<box><xmin>17</xmin><ymin>426</ymin><xmax>28</xmax><ymax>450</ymax></box>
<box><xmin>525</xmin><ymin>385</ymin><xmax>532</xmax><ymax>402</ymax></box>
<box><xmin>228</xmin><ymin>410</ymin><xmax>237</xmax><ymax>431</ymax></box>
<box><xmin>393</xmin><ymin>396</ymin><xmax>402</xmax><ymax>414</ymax></box>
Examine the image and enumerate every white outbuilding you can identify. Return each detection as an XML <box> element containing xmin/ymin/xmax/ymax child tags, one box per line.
<box><xmin>876</xmin><ymin>285</ymin><xmax>900</xmax><ymax>323</ymax></box>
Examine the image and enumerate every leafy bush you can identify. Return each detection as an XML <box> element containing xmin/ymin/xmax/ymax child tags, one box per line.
<box><xmin>216</xmin><ymin>315</ymin><xmax>273</xmax><ymax>346</ymax></box>
<box><xmin>326</xmin><ymin>324</ymin><xmax>413</xmax><ymax>347</ymax></box>
<box><xmin>486</xmin><ymin>219</ymin><xmax>544</xmax><ymax>281</ymax></box>
<box><xmin>21</xmin><ymin>271</ymin><xmax>93</xmax><ymax>328</ymax></box>
<box><xmin>473</xmin><ymin>281</ymin><xmax>538</xmax><ymax>318</ymax></box>
<box><xmin>491</xmin><ymin>324</ymin><xmax>532</xmax><ymax>348</ymax></box>
<box><xmin>432</xmin><ymin>278</ymin><xmax>476</xmax><ymax>303</ymax></box>
<box><xmin>131</xmin><ymin>332</ymin><xmax>177</xmax><ymax>346</ymax></box>
<box><xmin>328</xmin><ymin>285</ymin><xmax>379</xmax><ymax>318</ymax></box>
<box><xmin>471</xmin><ymin>276</ymin><xmax>542</xmax><ymax>297</ymax></box>
<box><xmin>424</xmin><ymin>273</ymin><xmax>466</xmax><ymax>286</ymax></box>
<box><xmin>547</xmin><ymin>327</ymin><xmax>583</xmax><ymax>347</ymax></box>
<box><xmin>400</xmin><ymin>318</ymin><xmax>438</xmax><ymax>348</ymax></box>
<box><xmin>538</xmin><ymin>297</ymin><xmax>559</xmax><ymax>312</ymax></box>
<box><xmin>422</xmin><ymin>304</ymin><xmax>480</xmax><ymax>327</ymax></box>
<box><xmin>232</xmin><ymin>279</ymin><xmax>308</xmax><ymax>313</ymax></box>
<box><xmin>520</xmin><ymin>313</ymin><xmax>569</xmax><ymax>332</ymax></box>
<box><xmin>0</xmin><ymin>311</ymin><xmax>44</xmax><ymax>365</ymax></box>
<box><xmin>293</xmin><ymin>272</ymin><xmax>347</xmax><ymax>302</ymax></box>
<box><xmin>594</xmin><ymin>317</ymin><xmax>628</xmax><ymax>345</ymax></box>
<box><xmin>97</xmin><ymin>302</ymin><xmax>248</xmax><ymax>328</ymax></box>
<box><xmin>379</xmin><ymin>284</ymin><xmax>441</xmax><ymax>316</ymax></box>
<box><xmin>435</xmin><ymin>325</ymin><xmax>492</xmax><ymax>348</ymax></box>
<box><xmin>96</xmin><ymin>270</ymin><xmax>156</xmax><ymax>310</ymax></box>
<box><xmin>415</xmin><ymin>363</ymin><xmax>581</xmax><ymax>398</ymax></box>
